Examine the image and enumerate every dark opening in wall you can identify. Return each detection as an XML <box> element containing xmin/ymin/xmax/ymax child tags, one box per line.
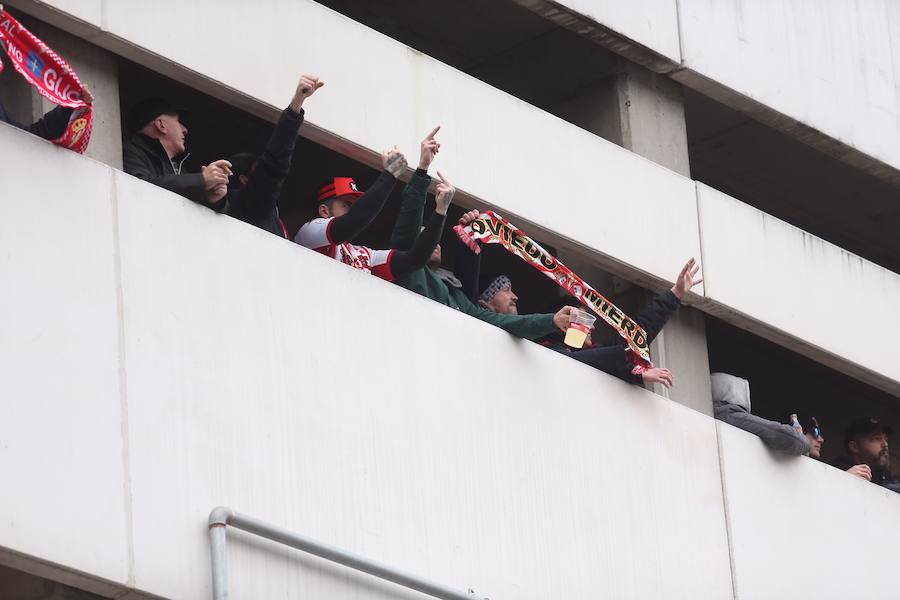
<box><xmin>0</xmin><ymin>563</ymin><xmax>109</xmax><ymax>600</ymax></box>
<box><xmin>707</xmin><ymin>314</ymin><xmax>900</xmax><ymax>474</ymax></box>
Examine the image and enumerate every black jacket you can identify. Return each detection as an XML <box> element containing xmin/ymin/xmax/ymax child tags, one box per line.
<box><xmin>541</xmin><ymin>289</ymin><xmax>681</xmax><ymax>383</ymax></box>
<box><xmin>0</xmin><ymin>102</ymin><xmax>73</xmax><ymax>140</ymax></box>
<box><xmin>832</xmin><ymin>456</ymin><xmax>900</xmax><ymax>493</ymax></box>
<box><xmin>122</xmin><ymin>132</ymin><xmax>215</xmax><ymax>207</ymax></box>
<box><xmin>223</xmin><ymin>107</ymin><xmax>304</xmax><ymax>236</ymax></box>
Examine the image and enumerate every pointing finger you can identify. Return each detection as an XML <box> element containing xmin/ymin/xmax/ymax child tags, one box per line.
<box><xmin>426</xmin><ymin>125</ymin><xmax>441</xmax><ymax>139</ymax></box>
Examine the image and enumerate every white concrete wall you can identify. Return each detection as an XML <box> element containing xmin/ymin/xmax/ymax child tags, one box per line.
<box><xmin>677</xmin><ymin>0</ymin><xmax>900</xmax><ymax>175</ymax></box>
<box><xmin>0</xmin><ymin>123</ymin><xmax>733</xmax><ymax>599</ymax></box>
<box><xmin>0</xmin><ymin>124</ymin><xmax>131</xmax><ymax>597</ymax></box>
<box><xmin>717</xmin><ymin>421</ymin><xmax>900</xmax><ymax>599</ymax></box>
<box><xmin>697</xmin><ymin>183</ymin><xmax>900</xmax><ymax>392</ymax></box>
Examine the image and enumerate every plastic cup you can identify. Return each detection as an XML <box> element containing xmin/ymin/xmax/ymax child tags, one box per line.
<box><xmin>564</xmin><ymin>308</ymin><xmax>596</xmax><ymax>349</ymax></box>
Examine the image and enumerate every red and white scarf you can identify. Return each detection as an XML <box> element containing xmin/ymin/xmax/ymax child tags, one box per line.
<box><xmin>455</xmin><ymin>211</ymin><xmax>652</xmax><ymax>372</ymax></box>
<box><xmin>0</xmin><ymin>8</ymin><xmax>92</xmax><ymax>152</ymax></box>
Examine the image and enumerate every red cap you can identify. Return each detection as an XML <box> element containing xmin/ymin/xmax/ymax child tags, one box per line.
<box><xmin>318</xmin><ymin>177</ymin><xmax>364</xmax><ymax>203</ymax></box>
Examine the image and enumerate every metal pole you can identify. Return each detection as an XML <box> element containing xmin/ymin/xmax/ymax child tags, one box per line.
<box><xmin>208</xmin><ymin>507</ymin><xmax>486</xmax><ymax>600</ymax></box>
<box><xmin>208</xmin><ymin>507</ymin><xmax>232</xmax><ymax>600</ymax></box>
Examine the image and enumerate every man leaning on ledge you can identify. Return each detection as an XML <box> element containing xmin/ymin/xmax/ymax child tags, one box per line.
<box><xmin>122</xmin><ymin>97</ymin><xmax>231</xmax><ymax>209</ymax></box>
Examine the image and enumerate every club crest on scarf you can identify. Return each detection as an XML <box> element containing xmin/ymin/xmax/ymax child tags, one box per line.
<box><xmin>0</xmin><ymin>8</ymin><xmax>93</xmax><ymax>153</ymax></box>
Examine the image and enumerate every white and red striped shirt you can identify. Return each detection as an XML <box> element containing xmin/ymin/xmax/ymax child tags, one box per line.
<box><xmin>296</xmin><ymin>218</ymin><xmax>396</xmax><ymax>281</ymax></box>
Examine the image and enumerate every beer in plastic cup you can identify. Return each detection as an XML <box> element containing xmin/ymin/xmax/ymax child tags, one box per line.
<box><xmin>564</xmin><ymin>308</ymin><xmax>597</xmax><ymax>349</ymax></box>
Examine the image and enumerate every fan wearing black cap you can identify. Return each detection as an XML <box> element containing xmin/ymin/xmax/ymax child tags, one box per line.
<box><xmin>221</xmin><ymin>74</ymin><xmax>323</xmax><ymax>237</ymax></box>
<box><xmin>123</xmin><ymin>97</ymin><xmax>232</xmax><ymax>208</ymax></box>
<box><xmin>832</xmin><ymin>417</ymin><xmax>900</xmax><ymax>492</ymax></box>
<box><xmin>295</xmin><ymin>135</ymin><xmax>452</xmax><ymax>282</ymax></box>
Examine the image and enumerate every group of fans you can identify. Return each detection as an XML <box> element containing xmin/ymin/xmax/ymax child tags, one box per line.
<box><xmin>2</xmin><ymin>65</ymin><xmax>897</xmax><ymax>495</ymax></box>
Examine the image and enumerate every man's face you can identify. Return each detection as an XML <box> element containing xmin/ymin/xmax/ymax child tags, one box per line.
<box><xmin>852</xmin><ymin>432</ymin><xmax>890</xmax><ymax>468</ymax></box>
<box><xmin>487</xmin><ymin>285</ymin><xmax>518</xmax><ymax>315</ymax></box>
<box><xmin>157</xmin><ymin>113</ymin><xmax>187</xmax><ymax>155</ymax></box>
<box><xmin>806</xmin><ymin>430</ymin><xmax>824</xmax><ymax>459</ymax></box>
<box><xmin>319</xmin><ymin>197</ymin><xmax>354</xmax><ymax>219</ymax></box>
<box><xmin>427</xmin><ymin>243</ymin><xmax>442</xmax><ymax>269</ymax></box>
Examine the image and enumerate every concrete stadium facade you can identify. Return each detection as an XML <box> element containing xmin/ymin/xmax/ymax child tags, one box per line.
<box><xmin>1</xmin><ymin>1</ymin><xmax>898</xmax><ymax>599</ymax></box>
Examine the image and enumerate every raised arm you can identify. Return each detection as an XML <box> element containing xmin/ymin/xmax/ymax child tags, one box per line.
<box><xmin>715</xmin><ymin>404</ymin><xmax>811</xmax><ymax>455</ymax></box>
<box><xmin>231</xmin><ymin>74</ymin><xmax>323</xmax><ymax>218</ymax></box>
<box><xmin>328</xmin><ymin>147</ymin><xmax>406</xmax><ymax>244</ymax></box>
<box><xmin>389</xmin><ymin>126</ymin><xmax>440</xmax><ymax>249</ymax></box>
<box><xmin>632</xmin><ymin>257</ymin><xmax>703</xmax><ymax>344</ymax></box>
<box><xmin>388</xmin><ymin>170</ymin><xmax>452</xmax><ymax>279</ymax></box>
<box><xmin>453</xmin><ymin>209</ymin><xmax>483</xmax><ymax>303</ymax></box>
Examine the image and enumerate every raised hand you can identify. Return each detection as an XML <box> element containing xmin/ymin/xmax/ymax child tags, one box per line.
<box><xmin>81</xmin><ymin>84</ymin><xmax>94</xmax><ymax>104</ymax></box>
<box><xmin>382</xmin><ymin>145</ymin><xmax>408</xmax><ymax>177</ymax></box>
<box><xmin>419</xmin><ymin>125</ymin><xmax>441</xmax><ymax>170</ymax></box>
<box><xmin>458</xmin><ymin>209</ymin><xmax>480</xmax><ymax>227</ymax></box>
<box><xmin>434</xmin><ymin>171</ymin><xmax>455</xmax><ymax>215</ymax></box>
<box><xmin>642</xmin><ymin>367</ymin><xmax>674</xmax><ymax>388</ymax></box>
<box><xmin>201</xmin><ymin>159</ymin><xmax>232</xmax><ymax>190</ymax></box>
<box><xmin>671</xmin><ymin>257</ymin><xmax>703</xmax><ymax>299</ymax></box>
<box><xmin>290</xmin><ymin>74</ymin><xmax>324</xmax><ymax>111</ymax></box>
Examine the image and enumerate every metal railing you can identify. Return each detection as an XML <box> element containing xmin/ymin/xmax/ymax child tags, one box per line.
<box><xmin>208</xmin><ymin>507</ymin><xmax>489</xmax><ymax>600</ymax></box>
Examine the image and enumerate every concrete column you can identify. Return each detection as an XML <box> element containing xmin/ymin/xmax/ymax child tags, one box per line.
<box><xmin>34</xmin><ymin>23</ymin><xmax>122</xmax><ymax>168</ymax></box>
<box><xmin>554</xmin><ymin>59</ymin><xmax>712</xmax><ymax>415</ymax></box>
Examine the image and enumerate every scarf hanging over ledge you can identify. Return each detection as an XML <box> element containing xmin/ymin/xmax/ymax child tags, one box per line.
<box><xmin>0</xmin><ymin>8</ymin><xmax>92</xmax><ymax>153</ymax></box>
<box><xmin>454</xmin><ymin>211</ymin><xmax>652</xmax><ymax>373</ymax></box>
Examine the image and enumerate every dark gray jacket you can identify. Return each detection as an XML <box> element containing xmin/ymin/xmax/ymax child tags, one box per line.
<box><xmin>711</xmin><ymin>372</ymin><xmax>810</xmax><ymax>455</ymax></box>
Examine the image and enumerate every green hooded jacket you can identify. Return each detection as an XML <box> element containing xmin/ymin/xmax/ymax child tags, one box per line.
<box><xmin>390</xmin><ymin>171</ymin><xmax>556</xmax><ymax>339</ymax></box>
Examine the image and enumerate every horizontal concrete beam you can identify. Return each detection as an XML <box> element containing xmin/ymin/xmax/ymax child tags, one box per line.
<box><xmin>697</xmin><ymin>183</ymin><xmax>900</xmax><ymax>396</ymax></box>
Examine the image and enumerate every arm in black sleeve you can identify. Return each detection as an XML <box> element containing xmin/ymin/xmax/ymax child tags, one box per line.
<box><xmin>634</xmin><ymin>289</ymin><xmax>681</xmax><ymax>345</ymax></box>
<box><xmin>229</xmin><ymin>107</ymin><xmax>304</xmax><ymax>219</ymax></box>
<box><xmin>26</xmin><ymin>105</ymin><xmax>73</xmax><ymax>140</ymax></box>
<box><xmin>123</xmin><ymin>142</ymin><xmax>208</xmax><ymax>204</ymax></box>
<box><xmin>389</xmin><ymin>211</ymin><xmax>447</xmax><ymax>280</ymax></box>
<box><xmin>327</xmin><ymin>170</ymin><xmax>397</xmax><ymax>243</ymax></box>
<box><xmin>452</xmin><ymin>234</ymin><xmax>482</xmax><ymax>303</ymax></box>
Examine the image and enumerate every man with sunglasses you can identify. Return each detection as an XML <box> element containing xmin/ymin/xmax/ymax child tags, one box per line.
<box><xmin>794</xmin><ymin>413</ymin><xmax>882</xmax><ymax>482</ymax></box>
